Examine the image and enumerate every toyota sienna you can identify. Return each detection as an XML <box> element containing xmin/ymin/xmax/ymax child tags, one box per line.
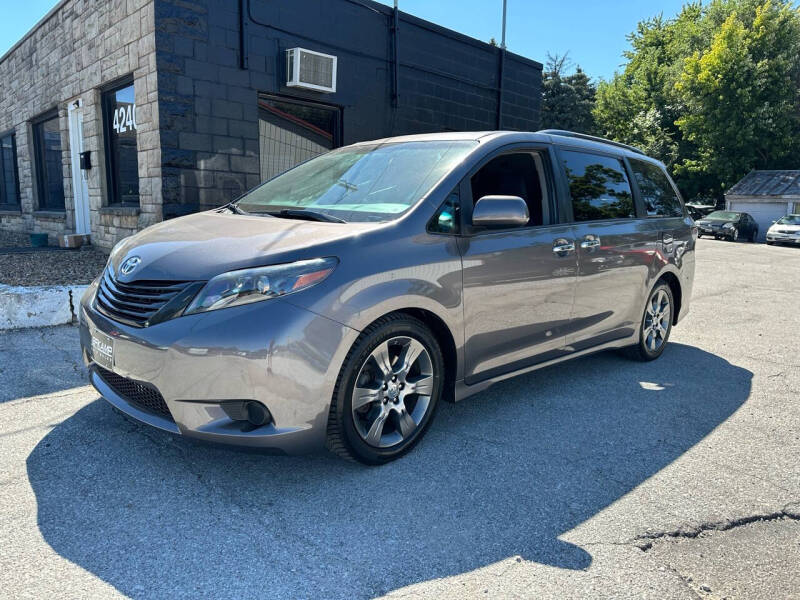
<box><xmin>79</xmin><ymin>130</ymin><xmax>695</xmax><ymax>464</ymax></box>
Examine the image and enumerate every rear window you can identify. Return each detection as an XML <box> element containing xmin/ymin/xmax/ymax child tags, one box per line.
<box><xmin>561</xmin><ymin>150</ymin><xmax>635</xmax><ymax>221</ymax></box>
<box><xmin>629</xmin><ymin>159</ymin><xmax>683</xmax><ymax>218</ymax></box>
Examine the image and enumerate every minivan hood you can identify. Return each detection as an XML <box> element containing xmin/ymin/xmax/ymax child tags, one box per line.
<box><xmin>110</xmin><ymin>211</ymin><xmax>376</xmax><ymax>282</ymax></box>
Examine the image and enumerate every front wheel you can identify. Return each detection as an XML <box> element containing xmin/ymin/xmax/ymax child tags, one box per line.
<box><xmin>729</xmin><ymin>228</ymin><xmax>739</xmax><ymax>242</ymax></box>
<box><xmin>624</xmin><ymin>283</ymin><xmax>674</xmax><ymax>362</ymax></box>
<box><xmin>326</xmin><ymin>314</ymin><xmax>444</xmax><ymax>464</ymax></box>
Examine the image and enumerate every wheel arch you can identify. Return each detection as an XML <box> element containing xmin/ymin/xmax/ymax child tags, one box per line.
<box><xmin>656</xmin><ymin>271</ymin><xmax>682</xmax><ymax>325</ymax></box>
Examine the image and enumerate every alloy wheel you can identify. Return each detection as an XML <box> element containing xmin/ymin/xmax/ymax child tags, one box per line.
<box><xmin>351</xmin><ymin>336</ymin><xmax>434</xmax><ymax>448</ymax></box>
<box><xmin>643</xmin><ymin>289</ymin><xmax>671</xmax><ymax>353</ymax></box>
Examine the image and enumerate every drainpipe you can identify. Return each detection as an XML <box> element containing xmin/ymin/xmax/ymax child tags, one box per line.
<box><xmin>239</xmin><ymin>0</ymin><xmax>249</xmax><ymax>69</ymax></box>
<box><xmin>392</xmin><ymin>0</ymin><xmax>400</xmax><ymax>107</ymax></box>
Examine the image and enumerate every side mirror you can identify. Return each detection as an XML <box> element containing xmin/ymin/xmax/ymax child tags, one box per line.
<box><xmin>471</xmin><ymin>195</ymin><xmax>529</xmax><ymax>228</ymax></box>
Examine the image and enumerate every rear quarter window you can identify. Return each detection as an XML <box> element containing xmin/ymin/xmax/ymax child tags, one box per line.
<box><xmin>629</xmin><ymin>159</ymin><xmax>684</xmax><ymax>218</ymax></box>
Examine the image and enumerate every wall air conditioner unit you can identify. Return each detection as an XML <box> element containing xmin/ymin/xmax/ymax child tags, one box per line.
<box><xmin>286</xmin><ymin>48</ymin><xmax>337</xmax><ymax>93</ymax></box>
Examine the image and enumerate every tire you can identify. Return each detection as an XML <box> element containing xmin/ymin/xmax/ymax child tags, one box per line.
<box><xmin>624</xmin><ymin>282</ymin><xmax>674</xmax><ymax>362</ymax></box>
<box><xmin>766</xmin><ymin>241</ymin><xmax>774</xmax><ymax>246</ymax></box>
<box><xmin>730</xmin><ymin>228</ymin><xmax>739</xmax><ymax>242</ymax></box>
<box><xmin>326</xmin><ymin>313</ymin><xmax>444</xmax><ymax>465</ymax></box>
<box><xmin>750</xmin><ymin>229</ymin><xmax>758</xmax><ymax>243</ymax></box>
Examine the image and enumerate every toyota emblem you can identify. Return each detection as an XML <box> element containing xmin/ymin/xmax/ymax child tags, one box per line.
<box><xmin>120</xmin><ymin>256</ymin><xmax>142</xmax><ymax>276</ymax></box>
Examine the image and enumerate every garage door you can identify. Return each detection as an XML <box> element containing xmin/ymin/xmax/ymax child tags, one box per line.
<box><xmin>727</xmin><ymin>201</ymin><xmax>790</xmax><ymax>241</ymax></box>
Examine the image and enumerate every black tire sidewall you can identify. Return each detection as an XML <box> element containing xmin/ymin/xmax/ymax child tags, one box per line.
<box><xmin>334</xmin><ymin>318</ymin><xmax>443</xmax><ymax>464</ymax></box>
<box><xmin>637</xmin><ymin>283</ymin><xmax>674</xmax><ymax>361</ymax></box>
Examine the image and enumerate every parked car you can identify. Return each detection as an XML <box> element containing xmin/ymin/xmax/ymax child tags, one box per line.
<box><xmin>685</xmin><ymin>201</ymin><xmax>720</xmax><ymax>221</ymax></box>
<box><xmin>695</xmin><ymin>210</ymin><xmax>758</xmax><ymax>242</ymax></box>
<box><xmin>78</xmin><ymin>130</ymin><xmax>695</xmax><ymax>464</ymax></box>
<box><xmin>766</xmin><ymin>214</ymin><xmax>800</xmax><ymax>246</ymax></box>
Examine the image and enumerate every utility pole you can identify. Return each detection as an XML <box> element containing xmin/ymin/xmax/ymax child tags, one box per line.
<box><xmin>501</xmin><ymin>0</ymin><xmax>507</xmax><ymax>49</ymax></box>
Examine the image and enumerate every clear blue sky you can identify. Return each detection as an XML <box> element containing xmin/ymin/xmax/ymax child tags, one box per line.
<box><xmin>2</xmin><ymin>0</ymin><xmax>689</xmax><ymax>79</ymax></box>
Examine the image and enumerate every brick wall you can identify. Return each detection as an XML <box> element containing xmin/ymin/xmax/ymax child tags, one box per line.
<box><xmin>155</xmin><ymin>0</ymin><xmax>542</xmax><ymax>213</ymax></box>
<box><xmin>0</xmin><ymin>0</ymin><xmax>159</xmax><ymax>248</ymax></box>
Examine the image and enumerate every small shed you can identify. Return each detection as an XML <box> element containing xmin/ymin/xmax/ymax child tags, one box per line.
<box><xmin>725</xmin><ymin>171</ymin><xmax>800</xmax><ymax>241</ymax></box>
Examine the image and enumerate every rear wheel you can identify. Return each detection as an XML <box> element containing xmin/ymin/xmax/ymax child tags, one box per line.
<box><xmin>624</xmin><ymin>283</ymin><xmax>674</xmax><ymax>362</ymax></box>
<box><xmin>326</xmin><ymin>314</ymin><xmax>443</xmax><ymax>464</ymax></box>
<box><xmin>750</xmin><ymin>229</ymin><xmax>758</xmax><ymax>242</ymax></box>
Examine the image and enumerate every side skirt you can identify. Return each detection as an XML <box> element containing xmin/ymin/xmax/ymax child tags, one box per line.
<box><xmin>452</xmin><ymin>332</ymin><xmax>639</xmax><ymax>403</ymax></box>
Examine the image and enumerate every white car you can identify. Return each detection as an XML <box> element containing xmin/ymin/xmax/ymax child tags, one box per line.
<box><xmin>766</xmin><ymin>215</ymin><xmax>800</xmax><ymax>246</ymax></box>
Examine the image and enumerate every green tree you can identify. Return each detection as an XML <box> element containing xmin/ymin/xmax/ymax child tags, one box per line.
<box><xmin>541</xmin><ymin>53</ymin><xmax>597</xmax><ymax>134</ymax></box>
<box><xmin>593</xmin><ymin>0</ymin><xmax>800</xmax><ymax>201</ymax></box>
<box><xmin>677</xmin><ymin>2</ymin><xmax>800</xmax><ymax>193</ymax></box>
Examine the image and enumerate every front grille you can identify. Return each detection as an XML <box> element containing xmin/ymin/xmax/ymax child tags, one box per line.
<box><xmin>778</xmin><ymin>230</ymin><xmax>799</xmax><ymax>235</ymax></box>
<box><xmin>95</xmin><ymin>365</ymin><xmax>173</xmax><ymax>421</ymax></box>
<box><xmin>95</xmin><ymin>268</ymin><xmax>192</xmax><ymax>327</ymax></box>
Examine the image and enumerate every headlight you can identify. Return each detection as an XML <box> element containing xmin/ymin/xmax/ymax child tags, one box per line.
<box><xmin>722</xmin><ymin>222</ymin><xmax>734</xmax><ymax>229</ymax></box>
<box><xmin>184</xmin><ymin>257</ymin><xmax>338</xmax><ymax>315</ymax></box>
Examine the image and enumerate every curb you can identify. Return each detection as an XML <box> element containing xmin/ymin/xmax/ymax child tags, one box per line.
<box><xmin>0</xmin><ymin>284</ymin><xmax>89</xmax><ymax>330</ymax></box>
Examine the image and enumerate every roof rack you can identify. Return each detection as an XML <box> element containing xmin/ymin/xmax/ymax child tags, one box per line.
<box><xmin>538</xmin><ymin>129</ymin><xmax>646</xmax><ymax>156</ymax></box>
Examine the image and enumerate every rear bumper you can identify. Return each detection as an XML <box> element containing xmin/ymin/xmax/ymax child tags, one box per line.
<box><xmin>79</xmin><ymin>282</ymin><xmax>359</xmax><ymax>454</ymax></box>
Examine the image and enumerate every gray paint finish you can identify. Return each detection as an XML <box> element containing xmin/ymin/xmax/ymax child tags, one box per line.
<box><xmin>78</xmin><ymin>131</ymin><xmax>695</xmax><ymax>454</ymax></box>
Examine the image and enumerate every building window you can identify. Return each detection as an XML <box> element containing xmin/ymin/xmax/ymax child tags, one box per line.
<box><xmin>560</xmin><ymin>150</ymin><xmax>635</xmax><ymax>221</ymax></box>
<box><xmin>103</xmin><ymin>79</ymin><xmax>139</xmax><ymax>205</ymax></box>
<box><xmin>258</xmin><ymin>93</ymin><xmax>340</xmax><ymax>182</ymax></box>
<box><xmin>0</xmin><ymin>131</ymin><xmax>19</xmax><ymax>209</ymax></box>
<box><xmin>33</xmin><ymin>111</ymin><xmax>65</xmax><ymax>211</ymax></box>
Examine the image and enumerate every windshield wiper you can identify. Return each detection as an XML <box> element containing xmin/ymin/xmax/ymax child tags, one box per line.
<box><xmin>267</xmin><ymin>209</ymin><xmax>346</xmax><ymax>224</ymax></box>
<box><xmin>221</xmin><ymin>202</ymin><xmax>247</xmax><ymax>215</ymax></box>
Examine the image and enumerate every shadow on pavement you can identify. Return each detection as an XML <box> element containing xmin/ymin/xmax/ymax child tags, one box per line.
<box><xmin>27</xmin><ymin>343</ymin><xmax>750</xmax><ymax>598</ymax></box>
<box><xmin>0</xmin><ymin>326</ymin><xmax>88</xmax><ymax>403</ymax></box>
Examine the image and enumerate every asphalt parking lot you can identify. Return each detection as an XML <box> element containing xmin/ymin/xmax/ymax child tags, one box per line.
<box><xmin>1</xmin><ymin>238</ymin><xmax>798</xmax><ymax>599</ymax></box>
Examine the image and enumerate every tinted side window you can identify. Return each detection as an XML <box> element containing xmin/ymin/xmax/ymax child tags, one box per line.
<box><xmin>561</xmin><ymin>150</ymin><xmax>634</xmax><ymax>221</ymax></box>
<box><xmin>470</xmin><ymin>152</ymin><xmax>546</xmax><ymax>226</ymax></box>
<box><xmin>629</xmin><ymin>159</ymin><xmax>683</xmax><ymax>217</ymax></box>
<box><xmin>429</xmin><ymin>189</ymin><xmax>461</xmax><ymax>234</ymax></box>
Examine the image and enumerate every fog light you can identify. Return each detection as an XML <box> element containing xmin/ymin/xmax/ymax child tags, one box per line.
<box><xmin>245</xmin><ymin>401</ymin><xmax>272</xmax><ymax>426</ymax></box>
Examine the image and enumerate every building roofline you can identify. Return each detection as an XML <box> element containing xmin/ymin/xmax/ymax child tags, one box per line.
<box><xmin>1</xmin><ymin>0</ymin><xmax>544</xmax><ymax>72</ymax></box>
<box><xmin>358</xmin><ymin>0</ymin><xmax>543</xmax><ymax>70</ymax></box>
<box><xmin>0</xmin><ymin>0</ymin><xmax>70</xmax><ymax>66</ymax></box>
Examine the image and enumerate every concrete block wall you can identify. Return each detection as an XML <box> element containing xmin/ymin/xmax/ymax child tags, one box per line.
<box><xmin>0</xmin><ymin>0</ymin><xmax>160</xmax><ymax>249</ymax></box>
<box><xmin>154</xmin><ymin>0</ymin><xmax>262</xmax><ymax>216</ymax></box>
<box><xmin>155</xmin><ymin>0</ymin><xmax>543</xmax><ymax>214</ymax></box>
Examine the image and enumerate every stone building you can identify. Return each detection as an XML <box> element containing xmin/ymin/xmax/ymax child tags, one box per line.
<box><xmin>0</xmin><ymin>0</ymin><xmax>542</xmax><ymax>249</ymax></box>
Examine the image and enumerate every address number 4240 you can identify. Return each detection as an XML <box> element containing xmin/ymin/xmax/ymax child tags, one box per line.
<box><xmin>112</xmin><ymin>104</ymin><xmax>137</xmax><ymax>134</ymax></box>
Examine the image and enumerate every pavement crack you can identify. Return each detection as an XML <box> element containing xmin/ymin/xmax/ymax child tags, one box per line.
<box><xmin>633</xmin><ymin>504</ymin><xmax>800</xmax><ymax>551</ymax></box>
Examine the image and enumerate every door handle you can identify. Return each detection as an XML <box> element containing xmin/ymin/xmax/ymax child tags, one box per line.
<box><xmin>580</xmin><ymin>239</ymin><xmax>600</xmax><ymax>249</ymax></box>
<box><xmin>552</xmin><ymin>241</ymin><xmax>576</xmax><ymax>254</ymax></box>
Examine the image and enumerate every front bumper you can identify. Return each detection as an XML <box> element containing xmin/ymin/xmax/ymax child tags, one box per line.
<box><xmin>766</xmin><ymin>232</ymin><xmax>800</xmax><ymax>244</ymax></box>
<box><xmin>78</xmin><ymin>282</ymin><xmax>359</xmax><ymax>454</ymax></box>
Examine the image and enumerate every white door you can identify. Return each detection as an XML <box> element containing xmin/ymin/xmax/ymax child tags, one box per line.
<box><xmin>729</xmin><ymin>200</ymin><xmax>790</xmax><ymax>242</ymax></box>
<box><xmin>68</xmin><ymin>100</ymin><xmax>91</xmax><ymax>235</ymax></box>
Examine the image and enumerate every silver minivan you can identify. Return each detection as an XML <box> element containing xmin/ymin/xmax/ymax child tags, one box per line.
<box><xmin>79</xmin><ymin>130</ymin><xmax>695</xmax><ymax>464</ymax></box>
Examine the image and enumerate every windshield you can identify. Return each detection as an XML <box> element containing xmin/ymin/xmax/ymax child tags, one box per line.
<box><xmin>705</xmin><ymin>211</ymin><xmax>740</xmax><ymax>221</ymax></box>
<box><xmin>235</xmin><ymin>141</ymin><xmax>477</xmax><ymax>223</ymax></box>
<box><xmin>776</xmin><ymin>215</ymin><xmax>800</xmax><ymax>225</ymax></box>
